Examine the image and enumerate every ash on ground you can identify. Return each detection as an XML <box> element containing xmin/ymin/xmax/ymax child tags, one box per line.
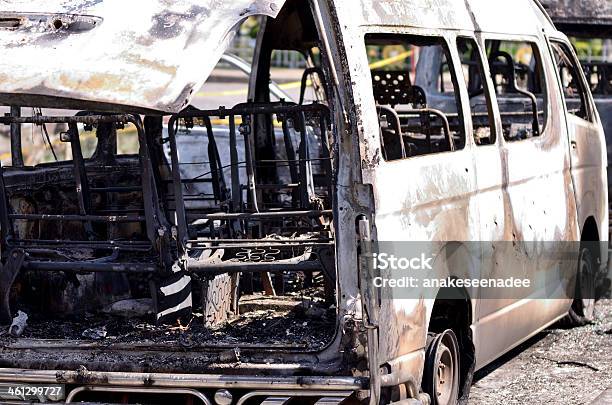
<box><xmin>471</xmin><ymin>299</ymin><xmax>612</xmax><ymax>405</ymax></box>
<box><xmin>4</xmin><ymin>293</ymin><xmax>336</xmax><ymax>350</ymax></box>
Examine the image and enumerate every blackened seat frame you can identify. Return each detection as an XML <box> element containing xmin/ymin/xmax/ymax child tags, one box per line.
<box><xmin>0</xmin><ymin>113</ymin><xmax>173</xmax><ymax>323</ymax></box>
<box><xmin>0</xmin><ymin>101</ymin><xmax>337</xmax><ymax>323</ymax></box>
<box><xmin>166</xmin><ymin>101</ymin><xmax>336</xmax><ymax>282</ymax></box>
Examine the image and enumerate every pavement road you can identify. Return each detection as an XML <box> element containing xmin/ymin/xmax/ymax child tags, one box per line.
<box><xmin>470</xmin><ymin>300</ymin><xmax>612</xmax><ymax>405</ymax></box>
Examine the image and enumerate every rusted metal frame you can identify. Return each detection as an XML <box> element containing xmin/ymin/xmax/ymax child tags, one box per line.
<box><xmin>0</xmin><ymin>163</ymin><xmax>13</xmax><ymax>241</ymax></box>
<box><xmin>188</xmin><ymin>259</ymin><xmax>323</xmax><ymax>274</ymax></box>
<box><xmin>91</xmin><ymin>186</ymin><xmax>143</xmax><ymax>193</ymax></box>
<box><xmin>297</xmin><ymin>111</ymin><xmax>314</xmax><ymax>208</ymax></box>
<box><xmin>168</xmin><ymin>102</ymin><xmax>332</xmax><ymax>244</ymax></box>
<box><xmin>185</xmin><ymin>210</ymin><xmax>332</xmax><ymax>220</ymax></box>
<box><xmin>318</xmin><ymin>113</ymin><xmax>334</xmax><ymax>198</ymax></box>
<box><xmin>9</xmin><ymin>239</ymin><xmax>152</xmax><ymax>252</ymax></box>
<box><xmin>9</xmin><ymin>106</ymin><xmax>24</xmax><ymax>167</ymax></box>
<box><xmin>356</xmin><ymin>217</ymin><xmax>380</xmax><ymax>405</ymax></box>
<box><xmin>167</xmin><ymin>178</ymin><xmax>214</xmax><ymax>185</ymax></box>
<box><xmin>235</xmin><ymin>390</ymin><xmax>352</xmax><ymax>405</ymax></box>
<box><xmin>299</xmin><ymin>67</ymin><xmax>330</xmax><ymax>105</ymax></box>
<box><xmin>233</xmin><ymin>100</ymin><xmax>288</xmax><ymax>213</ymax></box>
<box><xmin>166</xmin><ymin>117</ymin><xmax>189</xmax><ymax>255</ymax></box>
<box><xmin>0</xmin><ymin>248</ymin><xmax>25</xmax><ymax>324</ymax></box>
<box><xmin>23</xmin><ymin>261</ymin><xmax>157</xmax><ymax>274</ymax></box>
<box><xmin>256</xmin><ymin>183</ymin><xmax>299</xmax><ymax>190</ymax></box>
<box><xmin>142</xmin><ymin>116</ymin><xmax>168</xmax><ymax>218</ymax></box>
<box><xmin>9</xmin><ymin>238</ymin><xmax>150</xmax><ymax>246</ymax></box>
<box><xmin>173</xmin><ymin>102</ymin><xmax>331</xmax><ymax>121</ymax></box>
<box><xmin>203</xmin><ymin>116</ymin><xmax>228</xmax><ymax>203</ymax></box>
<box><xmin>65</xmin><ymin>386</ymin><xmax>213</xmax><ymax>405</ymax></box>
<box><xmin>258</xmin><ymin>158</ymin><xmax>331</xmax><ymax>164</ymax></box>
<box><xmin>188</xmin><ymin>242</ymin><xmax>333</xmax><ymax>249</ymax></box>
<box><xmin>241</xmin><ymin>113</ymin><xmax>260</xmax><ymax>212</ymax></box>
<box><xmin>0</xmin><ymin>368</ymin><xmax>366</xmax><ymax>391</ymax></box>
<box><xmin>0</xmin><ymin>114</ymin><xmax>140</xmax><ymax>242</ymax></box>
<box><xmin>98</xmin><ymin>209</ymin><xmax>145</xmax><ymax>215</ymax></box>
<box><xmin>1</xmin><ymin>114</ymin><xmax>163</xmax><ymax>247</ymax></box>
<box><xmin>377</xmin><ymin>105</ymin><xmax>407</xmax><ymax>159</ymax></box>
<box><xmin>397</xmin><ymin>108</ymin><xmax>454</xmax><ymax>150</ymax></box>
<box><xmin>282</xmin><ymin>119</ymin><xmax>300</xmax><ymax>208</ymax></box>
<box><xmin>419</xmin><ymin>109</ymin><xmax>434</xmax><ymax>154</ymax></box>
<box><xmin>67</xmin><ymin>122</ymin><xmax>95</xmax><ymax>238</ymax></box>
<box><xmin>490</xmin><ymin>51</ymin><xmax>541</xmax><ymax>136</ymax></box>
<box><xmin>8</xmin><ymin>213</ymin><xmax>145</xmax><ymax>222</ymax></box>
<box><xmin>228</xmin><ymin>115</ymin><xmax>243</xmax><ymax>214</ymax></box>
<box><xmin>189</xmin><ymin>238</ymin><xmax>333</xmax><ymax>244</ymax></box>
<box><xmin>516</xmin><ymin>88</ymin><xmax>541</xmax><ymax>136</ymax></box>
<box><xmin>133</xmin><ymin>115</ymin><xmax>173</xmax><ymax>270</ymax></box>
<box><xmin>0</xmin><ymin>114</ymin><xmax>132</xmax><ymax>125</ymax></box>
<box><xmin>172</xmin><ymin>103</ymin><xmax>332</xmax><ymax>209</ymax></box>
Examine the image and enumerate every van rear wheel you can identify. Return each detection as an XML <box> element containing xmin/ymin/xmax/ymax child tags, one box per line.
<box><xmin>565</xmin><ymin>247</ymin><xmax>596</xmax><ymax>326</ymax></box>
<box><xmin>423</xmin><ymin>330</ymin><xmax>460</xmax><ymax>405</ymax></box>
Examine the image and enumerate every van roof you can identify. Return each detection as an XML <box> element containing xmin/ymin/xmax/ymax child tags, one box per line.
<box><xmin>340</xmin><ymin>0</ymin><xmax>556</xmax><ymax>36</ymax></box>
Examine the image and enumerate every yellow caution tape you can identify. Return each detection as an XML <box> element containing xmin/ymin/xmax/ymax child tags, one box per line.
<box><xmin>368</xmin><ymin>50</ymin><xmax>412</xmax><ymax>70</ymax></box>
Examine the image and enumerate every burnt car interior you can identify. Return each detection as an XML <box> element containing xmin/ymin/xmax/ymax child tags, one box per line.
<box><xmin>485</xmin><ymin>40</ymin><xmax>547</xmax><ymax>141</ymax></box>
<box><xmin>0</xmin><ymin>0</ymin><xmax>339</xmax><ymax>357</ymax></box>
<box><xmin>551</xmin><ymin>41</ymin><xmax>592</xmax><ymax>120</ymax></box>
<box><xmin>574</xmin><ymin>37</ymin><xmax>611</xmax><ymax>97</ymax></box>
<box><xmin>367</xmin><ymin>35</ymin><xmax>548</xmax><ymax>157</ymax></box>
<box><xmin>457</xmin><ymin>37</ymin><xmax>496</xmax><ymax>146</ymax></box>
<box><xmin>583</xmin><ymin>60</ymin><xmax>612</xmax><ymax>96</ymax></box>
<box><xmin>366</xmin><ymin>34</ymin><xmax>466</xmax><ymax>161</ymax></box>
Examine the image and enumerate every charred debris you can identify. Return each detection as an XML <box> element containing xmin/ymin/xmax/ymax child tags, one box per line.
<box><xmin>0</xmin><ymin>101</ymin><xmax>338</xmax><ymax>350</ymax></box>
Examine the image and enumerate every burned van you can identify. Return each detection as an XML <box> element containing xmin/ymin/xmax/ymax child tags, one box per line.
<box><xmin>0</xmin><ymin>0</ymin><xmax>608</xmax><ymax>404</ymax></box>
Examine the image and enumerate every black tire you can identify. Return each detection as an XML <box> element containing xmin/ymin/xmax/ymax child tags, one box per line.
<box><xmin>564</xmin><ymin>247</ymin><xmax>596</xmax><ymax>327</ymax></box>
<box><xmin>423</xmin><ymin>330</ymin><xmax>461</xmax><ymax>405</ymax></box>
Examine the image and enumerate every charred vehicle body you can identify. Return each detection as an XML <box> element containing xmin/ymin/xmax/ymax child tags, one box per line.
<box><xmin>0</xmin><ymin>0</ymin><xmax>608</xmax><ymax>404</ymax></box>
<box><xmin>542</xmin><ymin>0</ymin><xmax>612</xmax><ymax>238</ymax></box>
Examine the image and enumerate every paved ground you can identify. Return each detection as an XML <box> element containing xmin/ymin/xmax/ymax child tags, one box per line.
<box><xmin>471</xmin><ymin>300</ymin><xmax>612</xmax><ymax>405</ymax></box>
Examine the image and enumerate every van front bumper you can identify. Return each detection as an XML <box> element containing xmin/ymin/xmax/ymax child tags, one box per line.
<box><xmin>0</xmin><ymin>368</ymin><xmax>366</xmax><ymax>404</ymax></box>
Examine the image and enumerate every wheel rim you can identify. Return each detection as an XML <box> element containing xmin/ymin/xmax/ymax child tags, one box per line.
<box><xmin>435</xmin><ymin>344</ymin><xmax>455</xmax><ymax>404</ymax></box>
<box><xmin>424</xmin><ymin>330</ymin><xmax>460</xmax><ymax>405</ymax></box>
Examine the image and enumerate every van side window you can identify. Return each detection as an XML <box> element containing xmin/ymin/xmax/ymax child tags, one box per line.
<box><xmin>550</xmin><ymin>41</ymin><xmax>592</xmax><ymax>121</ymax></box>
<box><xmin>485</xmin><ymin>40</ymin><xmax>547</xmax><ymax>142</ymax></box>
<box><xmin>365</xmin><ymin>34</ymin><xmax>466</xmax><ymax>161</ymax></box>
<box><xmin>457</xmin><ymin>37</ymin><xmax>496</xmax><ymax>145</ymax></box>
